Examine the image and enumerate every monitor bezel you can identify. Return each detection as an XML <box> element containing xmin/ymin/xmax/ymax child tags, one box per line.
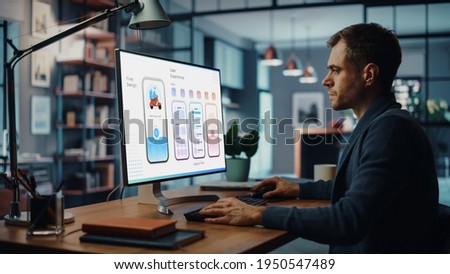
<box><xmin>115</xmin><ymin>48</ymin><xmax>227</xmax><ymax>187</ymax></box>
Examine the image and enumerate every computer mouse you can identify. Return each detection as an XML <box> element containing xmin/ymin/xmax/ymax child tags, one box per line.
<box><xmin>251</xmin><ymin>184</ymin><xmax>276</xmax><ymax>199</ymax></box>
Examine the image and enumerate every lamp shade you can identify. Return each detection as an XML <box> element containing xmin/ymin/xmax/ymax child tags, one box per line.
<box><xmin>261</xmin><ymin>44</ymin><xmax>283</xmax><ymax>66</ymax></box>
<box><xmin>299</xmin><ymin>64</ymin><xmax>318</xmax><ymax>84</ymax></box>
<box><xmin>128</xmin><ymin>0</ymin><xmax>171</xmax><ymax>29</ymax></box>
<box><xmin>283</xmin><ymin>55</ymin><xmax>303</xmax><ymax>77</ymax></box>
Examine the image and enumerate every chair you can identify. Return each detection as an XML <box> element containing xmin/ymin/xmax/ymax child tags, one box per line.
<box><xmin>433</xmin><ymin>203</ymin><xmax>450</xmax><ymax>253</ymax></box>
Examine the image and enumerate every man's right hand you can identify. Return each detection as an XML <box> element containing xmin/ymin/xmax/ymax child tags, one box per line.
<box><xmin>252</xmin><ymin>177</ymin><xmax>300</xmax><ymax>199</ymax></box>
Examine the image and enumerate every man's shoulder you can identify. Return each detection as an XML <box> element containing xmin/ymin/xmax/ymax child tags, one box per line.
<box><xmin>375</xmin><ymin>107</ymin><xmax>417</xmax><ymax>125</ymax></box>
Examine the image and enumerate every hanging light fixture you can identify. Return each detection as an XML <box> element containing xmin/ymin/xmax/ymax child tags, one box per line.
<box><xmin>261</xmin><ymin>11</ymin><xmax>282</xmax><ymax>66</ymax></box>
<box><xmin>283</xmin><ymin>16</ymin><xmax>303</xmax><ymax>77</ymax></box>
<box><xmin>299</xmin><ymin>26</ymin><xmax>318</xmax><ymax>84</ymax></box>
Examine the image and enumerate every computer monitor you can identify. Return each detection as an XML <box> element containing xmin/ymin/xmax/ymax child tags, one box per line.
<box><xmin>115</xmin><ymin>49</ymin><xmax>226</xmax><ymax>214</ymax></box>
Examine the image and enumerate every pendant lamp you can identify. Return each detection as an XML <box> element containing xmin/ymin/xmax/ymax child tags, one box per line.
<box><xmin>261</xmin><ymin>11</ymin><xmax>282</xmax><ymax>66</ymax></box>
<box><xmin>299</xmin><ymin>26</ymin><xmax>318</xmax><ymax>84</ymax></box>
<box><xmin>283</xmin><ymin>16</ymin><xmax>303</xmax><ymax>76</ymax></box>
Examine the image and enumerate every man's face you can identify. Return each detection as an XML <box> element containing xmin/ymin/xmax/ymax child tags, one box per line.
<box><xmin>322</xmin><ymin>40</ymin><xmax>365</xmax><ymax>111</ymax></box>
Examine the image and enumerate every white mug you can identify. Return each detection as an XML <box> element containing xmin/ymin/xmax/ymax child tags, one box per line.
<box><xmin>314</xmin><ymin>164</ymin><xmax>337</xmax><ymax>181</ymax></box>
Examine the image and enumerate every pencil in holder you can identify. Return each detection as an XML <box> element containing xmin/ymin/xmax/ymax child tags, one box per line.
<box><xmin>27</xmin><ymin>191</ymin><xmax>64</xmax><ymax>236</ymax></box>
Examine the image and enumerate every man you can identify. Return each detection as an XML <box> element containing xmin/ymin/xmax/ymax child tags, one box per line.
<box><xmin>200</xmin><ymin>23</ymin><xmax>439</xmax><ymax>253</ymax></box>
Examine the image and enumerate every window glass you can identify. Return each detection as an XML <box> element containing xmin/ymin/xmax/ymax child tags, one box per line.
<box><xmin>428</xmin><ymin>37</ymin><xmax>450</xmax><ymax>78</ymax></box>
<box><xmin>172</xmin><ymin>21</ymin><xmax>191</xmax><ymax>49</ymax></box>
<box><xmin>214</xmin><ymin>40</ymin><xmax>243</xmax><ymax>89</ymax></box>
<box><xmin>367</xmin><ymin>6</ymin><xmax>394</xmax><ymax>30</ymax></box>
<box><xmin>396</xmin><ymin>5</ymin><xmax>426</xmax><ymax>35</ymax></box>
<box><xmin>428</xmin><ymin>3</ymin><xmax>450</xmax><ymax>33</ymax></box>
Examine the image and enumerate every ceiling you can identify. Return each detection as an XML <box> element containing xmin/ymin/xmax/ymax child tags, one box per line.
<box><xmin>168</xmin><ymin>1</ymin><xmax>450</xmax><ymax>50</ymax></box>
<box><xmin>202</xmin><ymin>5</ymin><xmax>364</xmax><ymax>49</ymax></box>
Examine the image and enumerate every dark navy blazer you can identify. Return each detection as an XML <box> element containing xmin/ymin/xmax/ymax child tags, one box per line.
<box><xmin>262</xmin><ymin>93</ymin><xmax>439</xmax><ymax>253</ymax></box>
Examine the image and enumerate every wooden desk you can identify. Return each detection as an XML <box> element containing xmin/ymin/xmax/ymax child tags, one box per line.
<box><xmin>0</xmin><ymin>186</ymin><xmax>329</xmax><ymax>254</ymax></box>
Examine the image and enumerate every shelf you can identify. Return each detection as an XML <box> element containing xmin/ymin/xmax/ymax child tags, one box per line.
<box><xmin>63</xmin><ymin>185</ymin><xmax>114</xmax><ymax>195</ymax></box>
<box><xmin>57</xmin><ymin>58</ymin><xmax>114</xmax><ymax>69</ymax></box>
<box><xmin>56</xmin><ymin>123</ymin><xmax>114</xmax><ymax>130</ymax></box>
<box><xmin>58</xmin><ymin>24</ymin><xmax>115</xmax><ymax>41</ymax></box>
<box><xmin>55</xmin><ymin>90</ymin><xmax>115</xmax><ymax>99</ymax></box>
<box><xmin>71</xmin><ymin>0</ymin><xmax>115</xmax><ymax>9</ymax></box>
<box><xmin>57</xmin><ymin>155</ymin><xmax>116</xmax><ymax>162</ymax></box>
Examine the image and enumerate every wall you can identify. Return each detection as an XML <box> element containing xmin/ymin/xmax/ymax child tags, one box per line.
<box><xmin>1</xmin><ymin>0</ymin><xmax>59</xmax><ymax>159</ymax></box>
<box><xmin>18</xmin><ymin>1</ymin><xmax>59</xmax><ymax>158</ymax></box>
<box><xmin>270</xmin><ymin>45</ymin><xmax>332</xmax><ymax>174</ymax></box>
<box><xmin>270</xmin><ymin>38</ymin><xmax>450</xmax><ymax>175</ymax></box>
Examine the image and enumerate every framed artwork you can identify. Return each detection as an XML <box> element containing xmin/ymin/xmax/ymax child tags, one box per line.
<box><xmin>31</xmin><ymin>95</ymin><xmax>51</xmax><ymax>135</ymax></box>
<box><xmin>31</xmin><ymin>0</ymin><xmax>52</xmax><ymax>38</ymax></box>
<box><xmin>31</xmin><ymin>50</ymin><xmax>51</xmax><ymax>87</ymax></box>
<box><xmin>292</xmin><ymin>92</ymin><xmax>324</xmax><ymax>128</ymax></box>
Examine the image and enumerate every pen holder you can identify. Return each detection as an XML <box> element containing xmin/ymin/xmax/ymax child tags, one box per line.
<box><xmin>27</xmin><ymin>191</ymin><xmax>65</xmax><ymax>236</ymax></box>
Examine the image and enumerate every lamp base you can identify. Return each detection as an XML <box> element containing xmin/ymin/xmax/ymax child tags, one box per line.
<box><xmin>4</xmin><ymin>211</ymin><xmax>30</xmax><ymax>226</ymax></box>
<box><xmin>4</xmin><ymin>211</ymin><xmax>76</xmax><ymax>226</ymax></box>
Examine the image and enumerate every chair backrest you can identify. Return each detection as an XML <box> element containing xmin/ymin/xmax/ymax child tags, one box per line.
<box><xmin>434</xmin><ymin>203</ymin><xmax>450</xmax><ymax>253</ymax></box>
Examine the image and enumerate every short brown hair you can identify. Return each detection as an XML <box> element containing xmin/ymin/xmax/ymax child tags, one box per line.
<box><xmin>327</xmin><ymin>23</ymin><xmax>402</xmax><ymax>91</ymax></box>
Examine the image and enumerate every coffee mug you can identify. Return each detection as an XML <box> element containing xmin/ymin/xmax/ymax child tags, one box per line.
<box><xmin>314</xmin><ymin>164</ymin><xmax>337</xmax><ymax>181</ymax></box>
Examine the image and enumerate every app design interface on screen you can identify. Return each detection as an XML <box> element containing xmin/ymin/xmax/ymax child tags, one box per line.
<box><xmin>118</xmin><ymin>51</ymin><xmax>226</xmax><ymax>184</ymax></box>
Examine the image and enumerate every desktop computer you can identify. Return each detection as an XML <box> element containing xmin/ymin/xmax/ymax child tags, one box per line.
<box><xmin>115</xmin><ymin>49</ymin><xmax>226</xmax><ymax>214</ymax></box>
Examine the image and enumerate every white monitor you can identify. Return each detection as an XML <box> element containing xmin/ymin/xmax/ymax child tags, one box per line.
<box><xmin>115</xmin><ymin>49</ymin><xmax>226</xmax><ymax>214</ymax></box>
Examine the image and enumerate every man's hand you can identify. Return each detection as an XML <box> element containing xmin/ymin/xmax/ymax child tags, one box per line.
<box><xmin>199</xmin><ymin>197</ymin><xmax>265</xmax><ymax>226</ymax></box>
<box><xmin>253</xmin><ymin>176</ymin><xmax>300</xmax><ymax>199</ymax></box>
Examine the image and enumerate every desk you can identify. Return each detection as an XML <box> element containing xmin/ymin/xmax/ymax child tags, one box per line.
<box><xmin>0</xmin><ymin>186</ymin><xmax>329</xmax><ymax>254</ymax></box>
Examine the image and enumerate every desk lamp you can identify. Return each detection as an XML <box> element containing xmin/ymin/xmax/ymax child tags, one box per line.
<box><xmin>3</xmin><ymin>0</ymin><xmax>171</xmax><ymax>225</ymax></box>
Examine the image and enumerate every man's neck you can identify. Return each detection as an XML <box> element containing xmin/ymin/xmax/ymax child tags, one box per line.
<box><xmin>353</xmin><ymin>89</ymin><xmax>386</xmax><ymax>120</ymax></box>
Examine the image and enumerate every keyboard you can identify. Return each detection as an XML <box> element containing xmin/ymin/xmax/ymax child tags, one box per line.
<box><xmin>184</xmin><ymin>195</ymin><xmax>284</xmax><ymax>222</ymax></box>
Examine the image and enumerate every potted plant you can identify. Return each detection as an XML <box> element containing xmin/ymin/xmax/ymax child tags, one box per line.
<box><xmin>224</xmin><ymin>121</ymin><xmax>259</xmax><ymax>182</ymax></box>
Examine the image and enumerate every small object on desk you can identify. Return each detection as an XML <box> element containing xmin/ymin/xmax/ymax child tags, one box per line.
<box><xmin>250</xmin><ymin>184</ymin><xmax>276</xmax><ymax>199</ymax></box>
<box><xmin>80</xmin><ymin>229</ymin><xmax>204</xmax><ymax>250</ymax></box>
<box><xmin>184</xmin><ymin>208</ymin><xmax>217</xmax><ymax>222</ymax></box>
<box><xmin>82</xmin><ymin>217</ymin><xmax>177</xmax><ymax>239</ymax></box>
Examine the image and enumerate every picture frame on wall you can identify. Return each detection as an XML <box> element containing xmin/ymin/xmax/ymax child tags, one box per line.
<box><xmin>31</xmin><ymin>50</ymin><xmax>51</xmax><ymax>87</ymax></box>
<box><xmin>292</xmin><ymin>92</ymin><xmax>324</xmax><ymax>128</ymax></box>
<box><xmin>31</xmin><ymin>95</ymin><xmax>51</xmax><ymax>135</ymax></box>
<box><xmin>31</xmin><ymin>0</ymin><xmax>52</xmax><ymax>38</ymax></box>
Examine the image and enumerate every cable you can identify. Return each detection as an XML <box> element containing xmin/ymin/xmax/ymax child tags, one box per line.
<box><xmin>120</xmin><ymin>184</ymin><xmax>126</xmax><ymax>199</ymax></box>
<box><xmin>106</xmin><ymin>182</ymin><xmax>122</xmax><ymax>202</ymax></box>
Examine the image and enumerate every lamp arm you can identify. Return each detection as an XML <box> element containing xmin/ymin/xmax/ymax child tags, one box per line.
<box><xmin>4</xmin><ymin>0</ymin><xmax>140</xmax><ymax>219</ymax></box>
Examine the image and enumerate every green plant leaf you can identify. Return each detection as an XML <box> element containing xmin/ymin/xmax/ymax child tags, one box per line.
<box><xmin>225</xmin><ymin>121</ymin><xmax>241</xmax><ymax>157</ymax></box>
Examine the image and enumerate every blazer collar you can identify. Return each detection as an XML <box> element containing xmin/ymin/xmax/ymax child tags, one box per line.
<box><xmin>337</xmin><ymin>92</ymin><xmax>401</xmax><ymax>169</ymax></box>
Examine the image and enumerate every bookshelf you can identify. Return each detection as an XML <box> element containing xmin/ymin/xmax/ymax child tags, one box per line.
<box><xmin>54</xmin><ymin>24</ymin><xmax>118</xmax><ymax>206</ymax></box>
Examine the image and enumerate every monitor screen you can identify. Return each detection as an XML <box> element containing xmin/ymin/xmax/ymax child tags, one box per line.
<box><xmin>115</xmin><ymin>49</ymin><xmax>226</xmax><ymax>187</ymax></box>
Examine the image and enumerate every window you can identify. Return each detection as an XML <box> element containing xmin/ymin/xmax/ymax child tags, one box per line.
<box><xmin>214</xmin><ymin>40</ymin><xmax>244</xmax><ymax>90</ymax></box>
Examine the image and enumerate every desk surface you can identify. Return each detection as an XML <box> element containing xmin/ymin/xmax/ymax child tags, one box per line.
<box><xmin>0</xmin><ymin>186</ymin><xmax>329</xmax><ymax>254</ymax></box>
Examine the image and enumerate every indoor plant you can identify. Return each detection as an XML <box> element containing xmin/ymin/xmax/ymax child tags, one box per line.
<box><xmin>224</xmin><ymin>121</ymin><xmax>259</xmax><ymax>182</ymax></box>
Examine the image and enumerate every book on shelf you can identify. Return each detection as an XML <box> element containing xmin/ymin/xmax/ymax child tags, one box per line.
<box><xmin>81</xmin><ymin>217</ymin><xmax>177</xmax><ymax>239</ymax></box>
<box><xmin>95</xmin><ymin>105</ymin><xmax>109</xmax><ymax>125</ymax></box>
<box><xmin>97</xmin><ymin>135</ymin><xmax>107</xmax><ymax>157</ymax></box>
<box><xmin>63</xmin><ymin>74</ymin><xmax>81</xmax><ymax>93</ymax></box>
<box><xmin>86</xmin><ymin>104</ymin><xmax>96</xmax><ymax>126</ymax></box>
<box><xmin>93</xmin><ymin>70</ymin><xmax>108</xmax><ymax>92</ymax></box>
<box><xmin>95</xmin><ymin>162</ymin><xmax>114</xmax><ymax>188</ymax></box>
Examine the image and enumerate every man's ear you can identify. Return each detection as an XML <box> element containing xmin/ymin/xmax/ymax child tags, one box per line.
<box><xmin>363</xmin><ymin>63</ymin><xmax>379</xmax><ymax>87</ymax></box>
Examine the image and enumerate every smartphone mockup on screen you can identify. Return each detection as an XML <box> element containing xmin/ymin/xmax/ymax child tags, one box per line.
<box><xmin>205</xmin><ymin>103</ymin><xmax>220</xmax><ymax>157</ymax></box>
<box><xmin>189</xmin><ymin>102</ymin><xmax>205</xmax><ymax>159</ymax></box>
<box><xmin>142</xmin><ymin>78</ymin><xmax>168</xmax><ymax>163</ymax></box>
<box><xmin>172</xmin><ymin>101</ymin><xmax>190</xmax><ymax>160</ymax></box>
